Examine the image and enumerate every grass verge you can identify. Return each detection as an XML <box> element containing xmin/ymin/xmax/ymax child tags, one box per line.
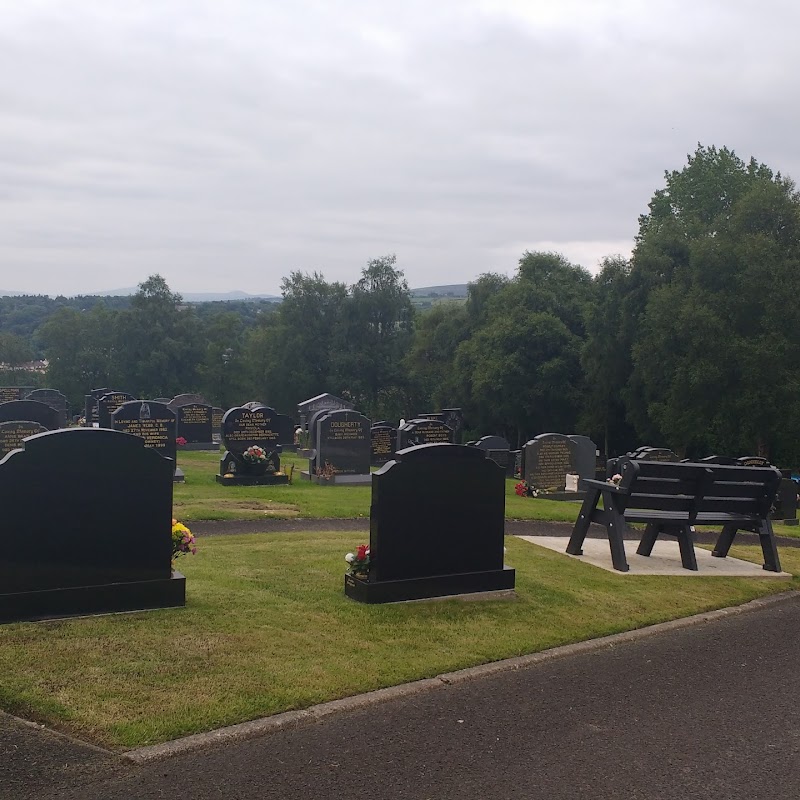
<box><xmin>0</xmin><ymin>531</ymin><xmax>795</xmax><ymax>749</ymax></box>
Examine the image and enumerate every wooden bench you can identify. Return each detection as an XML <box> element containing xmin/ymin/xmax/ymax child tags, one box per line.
<box><xmin>566</xmin><ymin>460</ymin><xmax>783</xmax><ymax>572</ymax></box>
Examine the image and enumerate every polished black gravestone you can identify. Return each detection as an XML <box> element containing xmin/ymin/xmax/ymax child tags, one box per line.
<box><xmin>97</xmin><ymin>392</ymin><xmax>136</xmax><ymax>429</ymax></box>
<box><xmin>610</xmin><ymin>445</ymin><xmax>680</xmax><ymax>476</ymax></box>
<box><xmin>0</xmin><ymin>428</ymin><xmax>183</xmax><ymax>623</ymax></box>
<box><xmin>473</xmin><ymin>435</ymin><xmax>513</xmax><ymax>476</ymax></box>
<box><xmin>345</xmin><ymin>443</ymin><xmax>514</xmax><ymax>603</ymax></box>
<box><xmin>176</xmin><ymin>402</ymin><xmax>215</xmax><ymax>449</ymax></box>
<box><xmin>370</xmin><ymin>424</ymin><xmax>397</xmax><ymax>466</ymax></box>
<box><xmin>309</xmin><ymin>410</ymin><xmax>371</xmax><ymax>484</ymax></box>
<box><xmin>0</xmin><ymin>399</ymin><xmax>59</xmax><ymax>431</ymax></box>
<box><xmin>523</xmin><ymin>433</ymin><xmax>583</xmax><ymax>499</ymax></box>
<box><xmin>112</xmin><ymin>400</ymin><xmax>177</xmax><ymax>464</ymax></box>
<box><xmin>397</xmin><ymin>418</ymin><xmax>454</xmax><ymax>449</ymax></box>
<box><xmin>273</xmin><ymin>412</ymin><xmax>296</xmax><ymax>449</ymax></box>
<box><xmin>25</xmin><ymin>388</ymin><xmax>68</xmax><ymax>428</ymax></box>
<box><xmin>0</xmin><ymin>421</ymin><xmax>48</xmax><ymax>459</ymax></box>
<box><xmin>567</xmin><ymin>435</ymin><xmax>598</xmax><ymax>490</ymax></box>
<box><xmin>217</xmin><ymin>406</ymin><xmax>288</xmax><ymax>486</ymax></box>
<box><xmin>441</xmin><ymin>407</ymin><xmax>464</xmax><ymax>443</ymax></box>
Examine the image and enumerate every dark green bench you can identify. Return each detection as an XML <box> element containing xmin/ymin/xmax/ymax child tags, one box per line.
<box><xmin>566</xmin><ymin>460</ymin><xmax>783</xmax><ymax>572</ymax></box>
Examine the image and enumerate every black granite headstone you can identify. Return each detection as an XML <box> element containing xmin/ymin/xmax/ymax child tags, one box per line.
<box><xmin>0</xmin><ymin>399</ymin><xmax>59</xmax><ymax>431</ymax></box>
<box><xmin>176</xmin><ymin>403</ymin><xmax>214</xmax><ymax>444</ymax></box>
<box><xmin>397</xmin><ymin>418</ymin><xmax>454</xmax><ymax>449</ymax></box>
<box><xmin>371</xmin><ymin>424</ymin><xmax>397</xmax><ymax>466</ymax></box>
<box><xmin>0</xmin><ymin>421</ymin><xmax>48</xmax><ymax>459</ymax></box>
<box><xmin>441</xmin><ymin>408</ymin><xmax>464</xmax><ymax>443</ymax></box>
<box><xmin>523</xmin><ymin>433</ymin><xmax>581</xmax><ymax>496</ymax></box>
<box><xmin>211</xmin><ymin>407</ymin><xmax>224</xmax><ymax>443</ymax></box>
<box><xmin>25</xmin><ymin>389</ymin><xmax>68</xmax><ymax>428</ymax></box>
<box><xmin>345</xmin><ymin>443</ymin><xmax>514</xmax><ymax>603</ymax></box>
<box><xmin>217</xmin><ymin>406</ymin><xmax>287</xmax><ymax>485</ymax></box>
<box><xmin>97</xmin><ymin>392</ymin><xmax>136</xmax><ymax>429</ymax></box>
<box><xmin>273</xmin><ymin>413</ymin><xmax>296</xmax><ymax>447</ymax></box>
<box><xmin>567</xmin><ymin>435</ymin><xmax>598</xmax><ymax>490</ymax></box>
<box><xmin>0</xmin><ymin>428</ymin><xmax>183</xmax><ymax>623</ymax></box>
<box><xmin>296</xmin><ymin>393</ymin><xmax>354</xmax><ymax>429</ymax></box>
<box><xmin>316</xmin><ymin>410</ymin><xmax>371</xmax><ymax>477</ymax></box>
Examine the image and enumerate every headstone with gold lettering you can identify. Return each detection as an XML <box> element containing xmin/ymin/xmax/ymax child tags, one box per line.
<box><xmin>97</xmin><ymin>392</ymin><xmax>136</xmax><ymax>429</ymax></box>
<box><xmin>112</xmin><ymin>401</ymin><xmax>177</xmax><ymax>465</ymax></box>
<box><xmin>0</xmin><ymin>421</ymin><xmax>48</xmax><ymax>459</ymax></box>
<box><xmin>397</xmin><ymin>418</ymin><xmax>454</xmax><ymax>449</ymax></box>
<box><xmin>216</xmin><ymin>406</ymin><xmax>288</xmax><ymax>485</ymax></box>
<box><xmin>176</xmin><ymin>403</ymin><xmax>215</xmax><ymax>449</ymax></box>
<box><xmin>310</xmin><ymin>409</ymin><xmax>371</xmax><ymax>484</ymax></box>
<box><xmin>523</xmin><ymin>433</ymin><xmax>583</xmax><ymax>499</ymax></box>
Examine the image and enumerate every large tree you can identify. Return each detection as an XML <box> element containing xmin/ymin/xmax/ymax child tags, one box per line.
<box><xmin>627</xmin><ymin>144</ymin><xmax>800</xmax><ymax>460</ymax></box>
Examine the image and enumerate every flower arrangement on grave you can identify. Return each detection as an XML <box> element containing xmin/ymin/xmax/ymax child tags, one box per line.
<box><xmin>607</xmin><ymin>473</ymin><xmax>622</xmax><ymax>487</ymax></box>
<box><xmin>242</xmin><ymin>445</ymin><xmax>268</xmax><ymax>464</ymax></box>
<box><xmin>176</xmin><ymin>436</ymin><xmax>188</xmax><ymax>446</ymax></box>
<box><xmin>315</xmin><ymin>461</ymin><xmax>337</xmax><ymax>480</ymax></box>
<box><xmin>514</xmin><ymin>480</ymin><xmax>539</xmax><ymax>498</ymax></box>
<box><xmin>172</xmin><ymin>519</ymin><xmax>197</xmax><ymax>564</ymax></box>
<box><xmin>345</xmin><ymin>543</ymin><xmax>371</xmax><ymax>578</ymax></box>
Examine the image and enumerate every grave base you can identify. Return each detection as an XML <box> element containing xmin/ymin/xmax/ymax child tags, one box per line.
<box><xmin>216</xmin><ymin>473</ymin><xmax>290</xmax><ymax>486</ymax></box>
<box><xmin>179</xmin><ymin>442</ymin><xmax>219</xmax><ymax>451</ymax></box>
<box><xmin>296</xmin><ymin>448</ymin><xmax>315</xmax><ymax>458</ymax></box>
<box><xmin>173</xmin><ymin>467</ymin><xmax>185</xmax><ymax>483</ymax></box>
<box><xmin>537</xmin><ymin>491</ymin><xmax>586</xmax><ymax>502</ymax></box>
<box><xmin>0</xmin><ymin>571</ymin><xmax>186</xmax><ymax>624</ymax></box>
<box><xmin>344</xmin><ymin>566</ymin><xmax>515</xmax><ymax>604</ymax></box>
<box><xmin>300</xmin><ymin>471</ymin><xmax>373</xmax><ymax>486</ymax></box>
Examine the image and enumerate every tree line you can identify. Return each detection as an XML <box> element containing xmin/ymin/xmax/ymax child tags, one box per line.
<box><xmin>2</xmin><ymin>144</ymin><xmax>799</xmax><ymax>464</ymax></box>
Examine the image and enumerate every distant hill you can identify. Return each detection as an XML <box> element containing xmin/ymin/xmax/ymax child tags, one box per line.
<box><xmin>409</xmin><ymin>284</ymin><xmax>469</xmax><ymax>297</ymax></box>
<box><xmin>98</xmin><ymin>288</ymin><xmax>281</xmax><ymax>302</ymax></box>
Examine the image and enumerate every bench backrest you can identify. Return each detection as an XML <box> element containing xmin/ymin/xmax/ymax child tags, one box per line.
<box><xmin>619</xmin><ymin>460</ymin><xmax>782</xmax><ymax>521</ymax></box>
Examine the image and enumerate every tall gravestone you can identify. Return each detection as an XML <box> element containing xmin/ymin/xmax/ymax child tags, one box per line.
<box><xmin>310</xmin><ymin>409</ymin><xmax>371</xmax><ymax>484</ymax></box>
<box><xmin>397</xmin><ymin>418</ymin><xmax>454</xmax><ymax>449</ymax></box>
<box><xmin>273</xmin><ymin>412</ymin><xmax>296</xmax><ymax>449</ymax></box>
<box><xmin>371</xmin><ymin>423</ymin><xmax>397</xmax><ymax>466</ymax></box>
<box><xmin>0</xmin><ymin>399</ymin><xmax>59</xmax><ymax>431</ymax></box>
<box><xmin>567</xmin><ymin>435</ymin><xmax>599</xmax><ymax>490</ymax></box>
<box><xmin>84</xmin><ymin>387</ymin><xmax>112</xmax><ymax>426</ymax></box>
<box><xmin>97</xmin><ymin>392</ymin><xmax>136</xmax><ymax>429</ymax></box>
<box><xmin>0</xmin><ymin>428</ymin><xmax>183</xmax><ymax>623</ymax></box>
<box><xmin>524</xmin><ymin>433</ymin><xmax>583</xmax><ymax>498</ymax></box>
<box><xmin>176</xmin><ymin>403</ymin><xmax>215</xmax><ymax>449</ymax></box>
<box><xmin>0</xmin><ymin>421</ymin><xmax>48</xmax><ymax>459</ymax></box>
<box><xmin>25</xmin><ymin>389</ymin><xmax>68</xmax><ymax>428</ymax></box>
<box><xmin>345</xmin><ymin>443</ymin><xmax>515</xmax><ymax>603</ymax></box>
<box><xmin>217</xmin><ymin>406</ymin><xmax>288</xmax><ymax>486</ymax></box>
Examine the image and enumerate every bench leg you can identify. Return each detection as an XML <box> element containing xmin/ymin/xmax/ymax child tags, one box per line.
<box><xmin>712</xmin><ymin>525</ymin><xmax>737</xmax><ymax>558</ymax></box>
<box><xmin>567</xmin><ymin>487</ymin><xmax>600</xmax><ymax>557</ymax></box>
<box><xmin>757</xmin><ymin>519</ymin><xmax>782</xmax><ymax>573</ymax></box>
<box><xmin>605</xmin><ymin>492</ymin><xmax>629</xmax><ymax>572</ymax></box>
<box><xmin>674</xmin><ymin>524</ymin><xmax>698</xmax><ymax>571</ymax></box>
<box><xmin>636</xmin><ymin>523</ymin><xmax>659</xmax><ymax>557</ymax></box>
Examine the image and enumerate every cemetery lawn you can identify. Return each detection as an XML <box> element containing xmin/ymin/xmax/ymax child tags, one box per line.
<box><xmin>174</xmin><ymin>451</ymin><xmax>583</xmax><ymax>522</ymax></box>
<box><xmin>0</xmin><ymin>532</ymin><xmax>796</xmax><ymax>750</ymax></box>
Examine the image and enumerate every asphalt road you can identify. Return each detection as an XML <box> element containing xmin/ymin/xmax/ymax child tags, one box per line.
<box><xmin>4</xmin><ymin>593</ymin><xmax>800</xmax><ymax>800</ymax></box>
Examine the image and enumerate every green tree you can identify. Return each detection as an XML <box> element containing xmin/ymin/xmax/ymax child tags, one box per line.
<box><xmin>628</xmin><ymin>144</ymin><xmax>800</xmax><ymax>460</ymax></box>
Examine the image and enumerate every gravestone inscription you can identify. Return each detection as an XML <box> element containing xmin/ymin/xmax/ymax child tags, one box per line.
<box><xmin>397</xmin><ymin>418</ymin><xmax>454</xmax><ymax>449</ymax></box>
<box><xmin>524</xmin><ymin>433</ymin><xmax>581</xmax><ymax>496</ymax></box>
<box><xmin>0</xmin><ymin>421</ymin><xmax>48</xmax><ymax>459</ymax></box>
<box><xmin>176</xmin><ymin>403</ymin><xmax>214</xmax><ymax>447</ymax></box>
<box><xmin>371</xmin><ymin>424</ymin><xmax>397</xmax><ymax>466</ymax></box>
<box><xmin>211</xmin><ymin>407</ymin><xmax>224</xmax><ymax>443</ymax></box>
<box><xmin>315</xmin><ymin>410</ymin><xmax>371</xmax><ymax>480</ymax></box>
<box><xmin>112</xmin><ymin>401</ymin><xmax>177</xmax><ymax>464</ymax></box>
<box><xmin>0</xmin><ymin>387</ymin><xmax>33</xmax><ymax>403</ymax></box>
<box><xmin>97</xmin><ymin>392</ymin><xmax>136</xmax><ymax>429</ymax></box>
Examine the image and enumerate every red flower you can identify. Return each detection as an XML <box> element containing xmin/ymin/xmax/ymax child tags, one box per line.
<box><xmin>356</xmin><ymin>544</ymin><xmax>369</xmax><ymax>561</ymax></box>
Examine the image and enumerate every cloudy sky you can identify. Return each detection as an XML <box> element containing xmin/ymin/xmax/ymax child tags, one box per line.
<box><xmin>1</xmin><ymin>0</ymin><xmax>798</xmax><ymax>296</ymax></box>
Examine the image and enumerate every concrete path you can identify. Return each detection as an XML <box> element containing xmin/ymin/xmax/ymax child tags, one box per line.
<box><xmin>4</xmin><ymin>592</ymin><xmax>800</xmax><ymax>800</ymax></box>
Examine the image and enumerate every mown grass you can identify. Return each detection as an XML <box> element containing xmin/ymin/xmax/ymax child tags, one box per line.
<box><xmin>0</xmin><ymin>531</ymin><xmax>795</xmax><ymax>749</ymax></box>
<box><xmin>174</xmin><ymin>450</ymin><xmax>584</xmax><ymax>521</ymax></box>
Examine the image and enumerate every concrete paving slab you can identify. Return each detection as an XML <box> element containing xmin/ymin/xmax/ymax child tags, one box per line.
<box><xmin>519</xmin><ymin>535</ymin><xmax>794</xmax><ymax>576</ymax></box>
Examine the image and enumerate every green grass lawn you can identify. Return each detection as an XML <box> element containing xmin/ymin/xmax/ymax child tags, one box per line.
<box><xmin>174</xmin><ymin>450</ymin><xmax>585</xmax><ymax>522</ymax></box>
<box><xmin>0</xmin><ymin>531</ymin><xmax>795</xmax><ymax>749</ymax></box>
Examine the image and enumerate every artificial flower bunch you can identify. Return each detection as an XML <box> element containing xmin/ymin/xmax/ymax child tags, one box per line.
<box><xmin>242</xmin><ymin>445</ymin><xmax>268</xmax><ymax>464</ymax></box>
<box><xmin>514</xmin><ymin>480</ymin><xmax>539</xmax><ymax>498</ymax></box>
<box><xmin>345</xmin><ymin>543</ymin><xmax>371</xmax><ymax>576</ymax></box>
<box><xmin>172</xmin><ymin>518</ymin><xmax>197</xmax><ymax>562</ymax></box>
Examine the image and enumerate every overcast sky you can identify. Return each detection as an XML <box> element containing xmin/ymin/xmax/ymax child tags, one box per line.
<box><xmin>1</xmin><ymin>0</ymin><xmax>798</xmax><ymax>296</ymax></box>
